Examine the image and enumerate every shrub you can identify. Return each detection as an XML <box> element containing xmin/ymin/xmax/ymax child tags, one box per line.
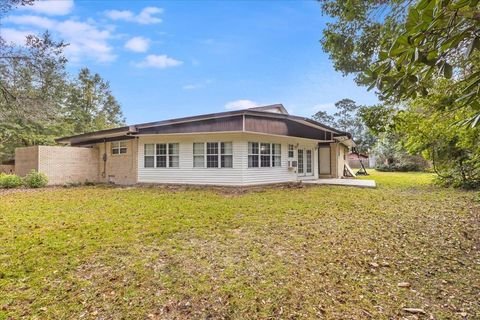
<box><xmin>0</xmin><ymin>173</ymin><xmax>23</xmax><ymax>188</ymax></box>
<box><xmin>24</xmin><ymin>170</ymin><xmax>48</xmax><ymax>188</ymax></box>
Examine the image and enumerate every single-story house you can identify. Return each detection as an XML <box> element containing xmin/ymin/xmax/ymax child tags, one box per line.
<box><xmin>14</xmin><ymin>104</ymin><xmax>354</xmax><ymax>186</ymax></box>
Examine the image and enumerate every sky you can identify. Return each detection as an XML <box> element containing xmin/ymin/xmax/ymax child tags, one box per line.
<box><xmin>1</xmin><ymin>0</ymin><xmax>378</xmax><ymax>125</ymax></box>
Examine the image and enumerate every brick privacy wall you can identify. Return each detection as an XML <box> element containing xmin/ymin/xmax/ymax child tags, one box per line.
<box><xmin>36</xmin><ymin>146</ymin><xmax>99</xmax><ymax>185</ymax></box>
<box><xmin>97</xmin><ymin>139</ymin><xmax>138</xmax><ymax>185</ymax></box>
<box><xmin>15</xmin><ymin>146</ymin><xmax>39</xmax><ymax>177</ymax></box>
<box><xmin>0</xmin><ymin>165</ymin><xmax>15</xmax><ymax>173</ymax></box>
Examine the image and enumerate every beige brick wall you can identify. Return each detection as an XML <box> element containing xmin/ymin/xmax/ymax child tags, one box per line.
<box><xmin>0</xmin><ymin>165</ymin><xmax>15</xmax><ymax>174</ymax></box>
<box><xmin>97</xmin><ymin>139</ymin><xmax>138</xmax><ymax>185</ymax></box>
<box><xmin>37</xmin><ymin>146</ymin><xmax>99</xmax><ymax>185</ymax></box>
<box><xmin>15</xmin><ymin>146</ymin><xmax>39</xmax><ymax>177</ymax></box>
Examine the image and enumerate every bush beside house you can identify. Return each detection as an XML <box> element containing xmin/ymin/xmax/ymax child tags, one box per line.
<box><xmin>0</xmin><ymin>173</ymin><xmax>24</xmax><ymax>188</ymax></box>
<box><xmin>24</xmin><ymin>170</ymin><xmax>48</xmax><ymax>188</ymax></box>
<box><xmin>0</xmin><ymin>170</ymin><xmax>48</xmax><ymax>189</ymax></box>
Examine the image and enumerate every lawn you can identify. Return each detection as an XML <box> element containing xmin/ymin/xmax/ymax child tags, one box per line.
<box><xmin>0</xmin><ymin>171</ymin><xmax>478</xmax><ymax>319</ymax></box>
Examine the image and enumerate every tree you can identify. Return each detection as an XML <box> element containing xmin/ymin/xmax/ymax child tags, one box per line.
<box><xmin>65</xmin><ymin>68</ymin><xmax>125</xmax><ymax>134</ymax></box>
<box><xmin>0</xmin><ymin>32</ymin><xmax>69</xmax><ymax>161</ymax></box>
<box><xmin>0</xmin><ymin>0</ymin><xmax>124</xmax><ymax>161</ymax></box>
<box><xmin>319</xmin><ymin>0</ymin><xmax>480</xmax><ymax>126</ymax></box>
<box><xmin>312</xmin><ymin>98</ymin><xmax>376</xmax><ymax>153</ymax></box>
<box><xmin>397</xmin><ymin>78</ymin><xmax>480</xmax><ymax>188</ymax></box>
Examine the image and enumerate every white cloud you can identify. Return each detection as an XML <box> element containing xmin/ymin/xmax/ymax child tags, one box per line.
<box><xmin>224</xmin><ymin>99</ymin><xmax>258</xmax><ymax>110</ymax></box>
<box><xmin>4</xmin><ymin>15</ymin><xmax>115</xmax><ymax>62</ymax></box>
<box><xmin>311</xmin><ymin>103</ymin><xmax>336</xmax><ymax>113</ymax></box>
<box><xmin>182</xmin><ymin>80</ymin><xmax>213</xmax><ymax>90</ymax></box>
<box><xmin>21</xmin><ymin>0</ymin><xmax>74</xmax><ymax>16</ymax></box>
<box><xmin>1</xmin><ymin>28</ymin><xmax>34</xmax><ymax>45</ymax></box>
<box><xmin>183</xmin><ymin>84</ymin><xmax>204</xmax><ymax>90</ymax></box>
<box><xmin>4</xmin><ymin>15</ymin><xmax>55</xmax><ymax>29</ymax></box>
<box><xmin>105</xmin><ymin>7</ymin><xmax>163</xmax><ymax>24</ymax></box>
<box><xmin>136</xmin><ymin>54</ymin><xmax>183</xmax><ymax>69</ymax></box>
<box><xmin>124</xmin><ymin>36</ymin><xmax>150</xmax><ymax>52</ymax></box>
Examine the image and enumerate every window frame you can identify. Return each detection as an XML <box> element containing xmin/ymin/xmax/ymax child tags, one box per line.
<box><xmin>111</xmin><ymin>141</ymin><xmax>128</xmax><ymax>155</ymax></box>
<box><xmin>143</xmin><ymin>143</ymin><xmax>179</xmax><ymax>168</ymax></box>
<box><xmin>248</xmin><ymin>142</ymin><xmax>282</xmax><ymax>168</ymax></box>
<box><xmin>288</xmin><ymin>144</ymin><xmax>294</xmax><ymax>158</ymax></box>
<box><xmin>193</xmin><ymin>142</ymin><xmax>233</xmax><ymax>168</ymax></box>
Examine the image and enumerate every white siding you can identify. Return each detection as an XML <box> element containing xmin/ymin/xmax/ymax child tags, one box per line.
<box><xmin>138</xmin><ymin>133</ymin><xmax>243</xmax><ymax>185</ymax></box>
<box><xmin>137</xmin><ymin>132</ymin><xmax>321</xmax><ymax>186</ymax></box>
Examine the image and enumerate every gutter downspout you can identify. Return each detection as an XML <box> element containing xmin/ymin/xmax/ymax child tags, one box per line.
<box><xmin>102</xmin><ymin>139</ymin><xmax>107</xmax><ymax>179</ymax></box>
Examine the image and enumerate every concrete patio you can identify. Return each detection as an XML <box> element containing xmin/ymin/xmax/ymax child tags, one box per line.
<box><xmin>303</xmin><ymin>178</ymin><xmax>376</xmax><ymax>188</ymax></box>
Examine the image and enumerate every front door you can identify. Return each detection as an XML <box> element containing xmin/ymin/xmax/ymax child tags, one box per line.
<box><xmin>298</xmin><ymin>148</ymin><xmax>313</xmax><ymax>177</ymax></box>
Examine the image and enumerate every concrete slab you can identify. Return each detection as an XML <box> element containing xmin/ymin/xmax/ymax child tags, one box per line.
<box><xmin>303</xmin><ymin>178</ymin><xmax>376</xmax><ymax>188</ymax></box>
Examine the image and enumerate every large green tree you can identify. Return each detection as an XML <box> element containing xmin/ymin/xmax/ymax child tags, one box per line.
<box><xmin>0</xmin><ymin>0</ymin><xmax>124</xmax><ymax>161</ymax></box>
<box><xmin>319</xmin><ymin>0</ymin><xmax>480</xmax><ymax>126</ymax></box>
<box><xmin>312</xmin><ymin>98</ymin><xmax>376</xmax><ymax>153</ymax></box>
<box><xmin>0</xmin><ymin>32</ymin><xmax>69</xmax><ymax>161</ymax></box>
<box><xmin>398</xmin><ymin>78</ymin><xmax>480</xmax><ymax>187</ymax></box>
<box><xmin>65</xmin><ymin>68</ymin><xmax>125</xmax><ymax>134</ymax></box>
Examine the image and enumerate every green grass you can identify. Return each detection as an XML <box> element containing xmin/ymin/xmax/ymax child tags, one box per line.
<box><xmin>0</xmin><ymin>171</ymin><xmax>478</xmax><ymax>319</ymax></box>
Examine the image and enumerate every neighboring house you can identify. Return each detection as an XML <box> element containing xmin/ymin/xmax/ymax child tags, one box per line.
<box><xmin>14</xmin><ymin>104</ymin><xmax>354</xmax><ymax>186</ymax></box>
<box><xmin>347</xmin><ymin>152</ymin><xmax>370</xmax><ymax>168</ymax></box>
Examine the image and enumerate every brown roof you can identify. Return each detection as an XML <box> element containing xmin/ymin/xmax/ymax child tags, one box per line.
<box><xmin>56</xmin><ymin>104</ymin><xmax>351</xmax><ymax>145</ymax></box>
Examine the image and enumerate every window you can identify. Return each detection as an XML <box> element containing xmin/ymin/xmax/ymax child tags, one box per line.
<box><xmin>144</xmin><ymin>144</ymin><xmax>155</xmax><ymax>168</ymax></box>
<box><xmin>306</xmin><ymin>149</ymin><xmax>312</xmax><ymax>173</ymax></box>
<box><xmin>272</xmin><ymin>144</ymin><xmax>281</xmax><ymax>167</ymax></box>
<box><xmin>298</xmin><ymin>149</ymin><xmax>304</xmax><ymax>174</ymax></box>
<box><xmin>193</xmin><ymin>142</ymin><xmax>233</xmax><ymax>168</ymax></box>
<box><xmin>288</xmin><ymin>144</ymin><xmax>294</xmax><ymax>158</ymax></box>
<box><xmin>144</xmin><ymin>143</ymin><xmax>179</xmax><ymax>168</ymax></box>
<box><xmin>156</xmin><ymin>144</ymin><xmax>167</xmax><ymax>168</ymax></box>
<box><xmin>221</xmin><ymin>142</ymin><xmax>233</xmax><ymax>168</ymax></box>
<box><xmin>260</xmin><ymin>143</ymin><xmax>270</xmax><ymax>167</ymax></box>
<box><xmin>112</xmin><ymin>141</ymin><xmax>127</xmax><ymax>155</ymax></box>
<box><xmin>248</xmin><ymin>142</ymin><xmax>282</xmax><ymax>168</ymax></box>
<box><xmin>193</xmin><ymin>143</ymin><xmax>205</xmax><ymax>168</ymax></box>
<box><xmin>169</xmin><ymin>143</ymin><xmax>179</xmax><ymax>168</ymax></box>
<box><xmin>248</xmin><ymin>142</ymin><xmax>259</xmax><ymax>168</ymax></box>
<box><xmin>206</xmin><ymin>142</ymin><xmax>219</xmax><ymax>168</ymax></box>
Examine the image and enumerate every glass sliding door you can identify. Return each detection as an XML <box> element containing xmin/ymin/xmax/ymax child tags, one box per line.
<box><xmin>297</xmin><ymin>148</ymin><xmax>313</xmax><ymax>177</ymax></box>
<box><xmin>298</xmin><ymin>149</ymin><xmax>304</xmax><ymax>175</ymax></box>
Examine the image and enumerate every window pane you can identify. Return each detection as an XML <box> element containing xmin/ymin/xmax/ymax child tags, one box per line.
<box><xmin>169</xmin><ymin>143</ymin><xmax>179</xmax><ymax>155</ymax></box>
<box><xmin>260</xmin><ymin>143</ymin><xmax>270</xmax><ymax>155</ymax></box>
<box><xmin>260</xmin><ymin>155</ymin><xmax>271</xmax><ymax>167</ymax></box>
<box><xmin>206</xmin><ymin>142</ymin><xmax>218</xmax><ymax>155</ymax></box>
<box><xmin>248</xmin><ymin>142</ymin><xmax>258</xmax><ymax>154</ymax></box>
<box><xmin>119</xmin><ymin>141</ymin><xmax>127</xmax><ymax>148</ymax></box>
<box><xmin>120</xmin><ymin>147</ymin><xmax>127</xmax><ymax>154</ymax></box>
<box><xmin>193</xmin><ymin>143</ymin><xmax>204</xmax><ymax>155</ymax></box>
<box><xmin>221</xmin><ymin>142</ymin><xmax>232</xmax><ymax>155</ymax></box>
<box><xmin>144</xmin><ymin>156</ymin><xmax>154</xmax><ymax>168</ymax></box>
<box><xmin>248</xmin><ymin>155</ymin><xmax>259</xmax><ymax>168</ymax></box>
<box><xmin>221</xmin><ymin>155</ymin><xmax>232</xmax><ymax>168</ymax></box>
<box><xmin>169</xmin><ymin>156</ymin><xmax>179</xmax><ymax>168</ymax></box>
<box><xmin>306</xmin><ymin>150</ymin><xmax>312</xmax><ymax>173</ymax></box>
<box><xmin>144</xmin><ymin>144</ymin><xmax>155</xmax><ymax>156</ymax></box>
<box><xmin>194</xmin><ymin>155</ymin><xmax>204</xmax><ymax>168</ymax></box>
<box><xmin>157</xmin><ymin>155</ymin><xmax>167</xmax><ymax>168</ymax></box>
<box><xmin>207</xmin><ymin>155</ymin><xmax>218</xmax><ymax>168</ymax></box>
<box><xmin>272</xmin><ymin>144</ymin><xmax>281</xmax><ymax>155</ymax></box>
<box><xmin>298</xmin><ymin>150</ymin><xmax>304</xmax><ymax>174</ymax></box>
<box><xmin>112</xmin><ymin>148</ymin><xmax>119</xmax><ymax>155</ymax></box>
<box><xmin>156</xmin><ymin>144</ymin><xmax>166</xmax><ymax>155</ymax></box>
<box><xmin>273</xmin><ymin>156</ymin><xmax>281</xmax><ymax>167</ymax></box>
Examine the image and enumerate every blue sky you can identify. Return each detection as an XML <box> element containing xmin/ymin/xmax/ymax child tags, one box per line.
<box><xmin>2</xmin><ymin>0</ymin><xmax>378</xmax><ymax>125</ymax></box>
